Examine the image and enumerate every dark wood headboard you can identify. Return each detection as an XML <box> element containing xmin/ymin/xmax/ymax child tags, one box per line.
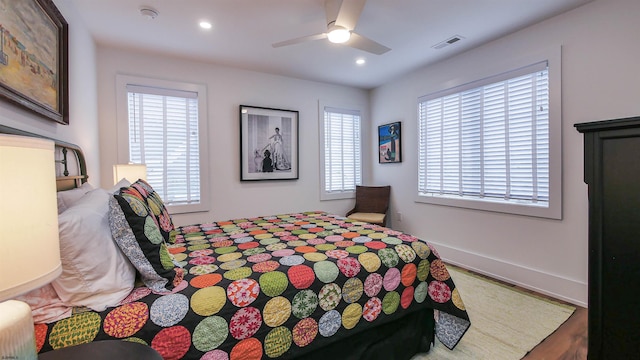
<box><xmin>0</xmin><ymin>124</ymin><xmax>88</xmax><ymax>191</ymax></box>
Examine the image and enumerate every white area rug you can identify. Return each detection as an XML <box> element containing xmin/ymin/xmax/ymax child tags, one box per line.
<box><xmin>413</xmin><ymin>266</ymin><xmax>575</xmax><ymax>360</ymax></box>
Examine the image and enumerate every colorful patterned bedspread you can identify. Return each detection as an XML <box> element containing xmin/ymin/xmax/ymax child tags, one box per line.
<box><xmin>35</xmin><ymin>211</ymin><xmax>470</xmax><ymax>359</ymax></box>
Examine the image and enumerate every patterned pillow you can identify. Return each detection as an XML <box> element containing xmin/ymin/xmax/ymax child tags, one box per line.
<box><xmin>128</xmin><ymin>179</ymin><xmax>175</xmax><ymax>242</ymax></box>
<box><xmin>110</xmin><ymin>183</ymin><xmax>183</xmax><ymax>293</ymax></box>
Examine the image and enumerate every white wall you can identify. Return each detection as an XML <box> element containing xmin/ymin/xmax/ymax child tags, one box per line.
<box><xmin>96</xmin><ymin>47</ymin><xmax>370</xmax><ymax>226</ymax></box>
<box><xmin>8</xmin><ymin>0</ymin><xmax>633</xmax><ymax>307</ymax></box>
<box><xmin>370</xmin><ymin>0</ymin><xmax>640</xmax><ymax>307</ymax></box>
<box><xmin>0</xmin><ymin>0</ymin><xmax>100</xmax><ymax>182</ymax></box>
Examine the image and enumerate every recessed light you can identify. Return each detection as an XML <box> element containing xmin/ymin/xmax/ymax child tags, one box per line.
<box><xmin>355</xmin><ymin>58</ymin><xmax>366</xmax><ymax>66</ymax></box>
<box><xmin>199</xmin><ymin>21</ymin><xmax>212</xmax><ymax>30</ymax></box>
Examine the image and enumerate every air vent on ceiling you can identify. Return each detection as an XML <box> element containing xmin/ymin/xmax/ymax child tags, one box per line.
<box><xmin>432</xmin><ymin>35</ymin><xmax>465</xmax><ymax>50</ymax></box>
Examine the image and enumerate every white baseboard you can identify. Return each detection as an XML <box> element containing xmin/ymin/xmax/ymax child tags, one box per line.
<box><xmin>429</xmin><ymin>240</ymin><xmax>588</xmax><ymax>308</ymax></box>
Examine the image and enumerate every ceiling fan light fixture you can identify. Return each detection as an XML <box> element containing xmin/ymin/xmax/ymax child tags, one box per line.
<box><xmin>327</xmin><ymin>26</ymin><xmax>350</xmax><ymax>44</ymax></box>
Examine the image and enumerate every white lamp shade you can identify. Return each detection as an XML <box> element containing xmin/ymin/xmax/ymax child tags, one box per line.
<box><xmin>0</xmin><ymin>135</ymin><xmax>61</xmax><ymax>301</ymax></box>
<box><xmin>113</xmin><ymin>163</ymin><xmax>147</xmax><ymax>185</ymax></box>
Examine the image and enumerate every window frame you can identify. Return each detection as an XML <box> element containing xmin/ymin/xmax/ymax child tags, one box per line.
<box><xmin>415</xmin><ymin>47</ymin><xmax>562</xmax><ymax>219</ymax></box>
<box><xmin>115</xmin><ymin>74</ymin><xmax>209</xmax><ymax>214</ymax></box>
<box><xmin>319</xmin><ymin>100</ymin><xmax>363</xmax><ymax>200</ymax></box>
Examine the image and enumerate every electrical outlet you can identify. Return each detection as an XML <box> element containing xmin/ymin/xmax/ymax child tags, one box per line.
<box><xmin>396</xmin><ymin>212</ymin><xmax>402</xmax><ymax>222</ymax></box>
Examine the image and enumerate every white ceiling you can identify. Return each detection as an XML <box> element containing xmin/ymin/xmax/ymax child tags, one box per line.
<box><xmin>65</xmin><ymin>0</ymin><xmax>592</xmax><ymax>89</ymax></box>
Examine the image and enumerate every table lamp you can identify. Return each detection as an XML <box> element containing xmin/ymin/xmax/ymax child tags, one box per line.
<box><xmin>113</xmin><ymin>163</ymin><xmax>147</xmax><ymax>185</ymax></box>
<box><xmin>0</xmin><ymin>134</ymin><xmax>61</xmax><ymax>358</ymax></box>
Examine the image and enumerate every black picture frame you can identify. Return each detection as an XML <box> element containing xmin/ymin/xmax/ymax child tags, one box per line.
<box><xmin>378</xmin><ymin>121</ymin><xmax>401</xmax><ymax>163</ymax></box>
<box><xmin>240</xmin><ymin>105</ymin><xmax>299</xmax><ymax>181</ymax></box>
<box><xmin>0</xmin><ymin>0</ymin><xmax>69</xmax><ymax>124</ymax></box>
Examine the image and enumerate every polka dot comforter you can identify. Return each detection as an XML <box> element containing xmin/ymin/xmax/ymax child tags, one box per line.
<box><xmin>35</xmin><ymin>211</ymin><xmax>470</xmax><ymax>359</ymax></box>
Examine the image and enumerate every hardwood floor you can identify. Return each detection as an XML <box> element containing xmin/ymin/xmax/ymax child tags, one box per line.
<box><xmin>522</xmin><ymin>306</ymin><xmax>587</xmax><ymax>360</ymax></box>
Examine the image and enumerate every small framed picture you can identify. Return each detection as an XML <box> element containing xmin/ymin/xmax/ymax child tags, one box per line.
<box><xmin>378</xmin><ymin>121</ymin><xmax>401</xmax><ymax>163</ymax></box>
<box><xmin>240</xmin><ymin>105</ymin><xmax>299</xmax><ymax>181</ymax></box>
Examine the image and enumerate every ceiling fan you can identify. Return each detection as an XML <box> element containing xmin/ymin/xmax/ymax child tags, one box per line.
<box><xmin>272</xmin><ymin>0</ymin><xmax>391</xmax><ymax>55</ymax></box>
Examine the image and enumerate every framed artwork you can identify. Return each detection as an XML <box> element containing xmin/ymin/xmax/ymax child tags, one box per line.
<box><xmin>0</xmin><ymin>0</ymin><xmax>69</xmax><ymax>124</ymax></box>
<box><xmin>240</xmin><ymin>105</ymin><xmax>299</xmax><ymax>181</ymax></box>
<box><xmin>378</xmin><ymin>121</ymin><xmax>401</xmax><ymax>163</ymax></box>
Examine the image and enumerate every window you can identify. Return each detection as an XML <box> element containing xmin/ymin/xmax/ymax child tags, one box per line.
<box><xmin>116</xmin><ymin>75</ymin><xmax>208</xmax><ymax>214</ymax></box>
<box><xmin>417</xmin><ymin>61</ymin><xmax>561</xmax><ymax>219</ymax></box>
<box><xmin>320</xmin><ymin>105</ymin><xmax>362</xmax><ymax>200</ymax></box>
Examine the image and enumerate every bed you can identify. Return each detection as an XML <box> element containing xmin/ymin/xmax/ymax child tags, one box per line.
<box><xmin>1</xmin><ymin>126</ymin><xmax>470</xmax><ymax>360</ymax></box>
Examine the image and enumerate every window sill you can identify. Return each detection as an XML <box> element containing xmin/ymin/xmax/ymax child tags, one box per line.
<box><xmin>320</xmin><ymin>192</ymin><xmax>355</xmax><ymax>201</ymax></box>
<box><xmin>167</xmin><ymin>203</ymin><xmax>209</xmax><ymax>215</ymax></box>
<box><xmin>415</xmin><ymin>194</ymin><xmax>561</xmax><ymax>220</ymax></box>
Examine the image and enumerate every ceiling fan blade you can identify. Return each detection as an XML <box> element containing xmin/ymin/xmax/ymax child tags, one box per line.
<box><xmin>324</xmin><ymin>0</ymin><xmax>341</xmax><ymax>27</ymax></box>
<box><xmin>346</xmin><ymin>32</ymin><xmax>391</xmax><ymax>55</ymax></box>
<box><xmin>335</xmin><ymin>0</ymin><xmax>366</xmax><ymax>30</ymax></box>
<box><xmin>272</xmin><ymin>33</ymin><xmax>328</xmax><ymax>48</ymax></box>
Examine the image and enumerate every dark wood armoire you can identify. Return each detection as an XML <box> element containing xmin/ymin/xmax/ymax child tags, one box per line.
<box><xmin>575</xmin><ymin>116</ymin><xmax>640</xmax><ymax>359</ymax></box>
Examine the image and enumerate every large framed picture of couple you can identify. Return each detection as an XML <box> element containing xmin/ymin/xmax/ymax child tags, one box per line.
<box><xmin>240</xmin><ymin>105</ymin><xmax>299</xmax><ymax>181</ymax></box>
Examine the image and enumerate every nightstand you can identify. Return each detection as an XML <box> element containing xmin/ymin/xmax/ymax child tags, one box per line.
<box><xmin>38</xmin><ymin>340</ymin><xmax>162</xmax><ymax>360</ymax></box>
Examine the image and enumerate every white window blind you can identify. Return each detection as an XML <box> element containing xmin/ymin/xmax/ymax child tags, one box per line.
<box><xmin>323</xmin><ymin>107</ymin><xmax>362</xmax><ymax>195</ymax></box>
<box><xmin>127</xmin><ymin>85</ymin><xmax>201</xmax><ymax>208</ymax></box>
<box><xmin>418</xmin><ymin>61</ymin><xmax>549</xmax><ymax>209</ymax></box>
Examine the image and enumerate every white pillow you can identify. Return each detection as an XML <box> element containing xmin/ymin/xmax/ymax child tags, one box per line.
<box><xmin>52</xmin><ymin>188</ymin><xmax>136</xmax><ymax>311</ymax></box>
<box><xmin>109</xmin><ymin>178</ymin><xmax>131</xmax><ymax>194</ymax></box>
<box><xmin>57</xmin><ymin>182</ymin><xmax>94</xmax><ymax>214</ymax></box>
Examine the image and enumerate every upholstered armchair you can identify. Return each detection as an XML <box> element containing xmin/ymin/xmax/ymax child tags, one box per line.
<box><xmin>346</xmin><ymin>185</ymin><xmax>391</xmax><ymax>226</ymax></box>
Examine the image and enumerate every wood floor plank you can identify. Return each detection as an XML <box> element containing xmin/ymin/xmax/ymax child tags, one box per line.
<box><xmin>522</xmin><ymin>307</ymin><xmax>588</xmax><ymax>360</ymax></box>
